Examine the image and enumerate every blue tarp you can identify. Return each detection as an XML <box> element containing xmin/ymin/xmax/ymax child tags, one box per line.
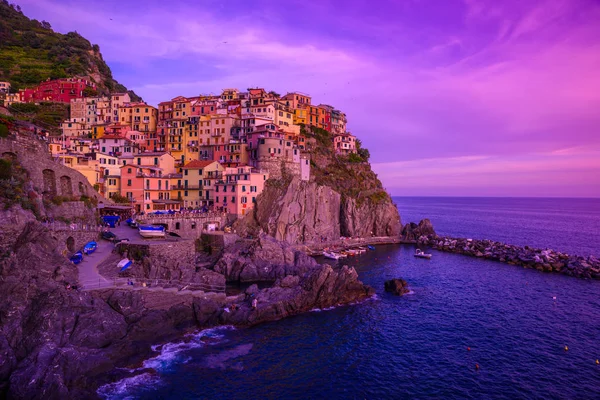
<box><xmin>103</xmin><ymin>216</ymin><xmax>119</xmax><ymax>228</ymax></box>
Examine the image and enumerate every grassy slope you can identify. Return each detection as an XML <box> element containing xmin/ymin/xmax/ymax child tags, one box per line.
<box><xmin>0</xmin><ymin>1</ymin><xmax>140</xmax><ymax>100</ymax></box>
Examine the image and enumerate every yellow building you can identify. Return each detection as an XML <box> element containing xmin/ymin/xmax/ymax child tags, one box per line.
<box><xmin>167</xmin><ymin>97</ymin><xmax>192</xmax><ymax>164</ymax></box>
<box><xmin>105</xmin><ymin>176</ymin><xmax>121</xmax><ymax>200</ymax></box>
<box><xmin>118</xmin><ymin>102</ymin><xmax>158</xmax><ymax>134</ymax></box>
<box><xmin>221</xmin><ymin>89</ymin><xmax>240</xmax><ymax>101</ymax></box>
<box><xmin>293</xmin><ymin>105</ymin><xmax>308</xmax><ymax>126</ymax></box>
<box><xmin>180</xmin><ymin>160</ymin><xmax>224</xmax><ymax>208</ymax></box>
<box><xmin>59</xmin><ymin>155</ymin><xmax>102</xmax><ymax>193</ymax></box>
<box><xmin>92</xmin><ymin>124</ymin><xmax>107</xmax><ymax>139</ymax></box>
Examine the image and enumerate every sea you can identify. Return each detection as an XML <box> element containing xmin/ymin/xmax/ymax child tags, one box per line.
<box><xmin>99</xmin><ymin>197</ymin><xmax>600</xmax><ymax>400</ymax></box>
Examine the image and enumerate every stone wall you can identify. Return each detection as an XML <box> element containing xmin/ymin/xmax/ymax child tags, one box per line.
<box><xmin>137</xmin><ymin>213</ymin><xmax>228</xmax><ymax>239</ymax></box>
<box><xmin>0</xmin><ymin>135</ymin><xmax>105</xmax><ymax>204</ymax></box>
<box><xmin>49</xmin><ymin>229</ymin><xmax>99</xmax><ymax>254</ymax></box>
<box><xmin>255</xmin><ymin>157</ymin><xmax>300</xmax><ymax>180</ymax></box>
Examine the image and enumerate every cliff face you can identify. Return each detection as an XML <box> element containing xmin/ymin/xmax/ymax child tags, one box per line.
<box><xmin>246</xmin><ymin>178</ymin><xmax>341</xmax><ymax>243</ymax></box>
<box><xmin>238</xmin><ymin>176</ymin><xmax>401</xmax><ymax>245</ymax></box>
<box><xmin>234</xmin><ymin>126</ymin><xmax>402</xmax><ymax>245</ymax></box>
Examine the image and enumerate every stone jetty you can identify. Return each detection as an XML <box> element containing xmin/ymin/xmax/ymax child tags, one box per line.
<box><xmin>418</xmin><ymin>235</ymin><xmax>600</xmax><ymax>279</ymax></box>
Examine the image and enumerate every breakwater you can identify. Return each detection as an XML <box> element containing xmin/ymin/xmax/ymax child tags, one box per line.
<box><xmin>418</xmin><ymin>235</ymin><xmax>600</xmax><ymax>279</ymax></box>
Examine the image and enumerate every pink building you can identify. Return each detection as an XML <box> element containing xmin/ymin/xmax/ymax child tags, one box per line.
<box><xmin>333</xmin><ymin>132</ymin><xmax>357</xmax><ymax>154</ymax></box>
<box><xmin>120</xmin><ymin>165</ymin><xmax>181</xmax><ymax>213</ymax></box>
<box><xmin>213</xmin><ymin>166</ymin><xmax>269</xmax><ymax>216</ymax></box>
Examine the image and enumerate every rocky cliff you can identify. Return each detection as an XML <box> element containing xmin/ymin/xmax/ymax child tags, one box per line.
<box><xmin>237</xmin><ymin>176</ymin><xmax>401</xmax><ymax>245</ymax></box>
<box><xmin>235</xmin><ymin>126</ymin><xmax>402</xmax><ymax>244</ymax></box>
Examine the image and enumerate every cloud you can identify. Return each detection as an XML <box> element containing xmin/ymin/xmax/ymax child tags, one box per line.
<box><xmin>13</xmin><ymin>0</ymin><xmax>600</xmax><ymax>196</ymax></box>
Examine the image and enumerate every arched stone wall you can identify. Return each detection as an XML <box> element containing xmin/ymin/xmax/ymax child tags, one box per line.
<box><xmin>60</xmin><ymin>175</ymin><xmax>73</xmax><ymax>196</ymax></box>
<box><xmin>66</xmin><ymin>236</ymin><xmax>75</xmax><ymax>252</ymax></box>
<box><xmin>42</xmin><ymin>169</ymin><xmax>57</xmax><ymax>195</ymax></box>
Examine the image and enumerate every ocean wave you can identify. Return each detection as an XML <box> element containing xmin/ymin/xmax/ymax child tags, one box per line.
<box><xmin>145</xmin><ymin>326</ymin><xmax>237</xmax><ymax>372</ymax></box>
<box><xmin>98</xmin><ymin>326</ymin><xmax>238</xmax><ymax>399</ymax></box>
<box><xmin>97</xmin><ymin>372</ymin><xmax>161</xmax><ymax>400</ymax></box>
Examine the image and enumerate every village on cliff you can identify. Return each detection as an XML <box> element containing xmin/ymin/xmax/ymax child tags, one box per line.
<box><xmin>1</xmin><ymin>78</ymin><xmax>358</xmax><ymax>217</ymax></box>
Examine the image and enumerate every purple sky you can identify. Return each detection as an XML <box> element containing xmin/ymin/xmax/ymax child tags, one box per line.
<box><xmin>15</xmin><ymin>0</ymin><xmax>600</xmax><ymax>197</ymax></box>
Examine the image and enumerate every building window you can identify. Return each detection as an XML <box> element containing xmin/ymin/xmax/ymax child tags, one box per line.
<box><xmin>231</xmin><ymin>196</ymin><xmax>235</xmax><ymax>203</ymax></box>
<box><xmin>127</xmin><ymin>179</ymin><xmax>132</xmax><ymax>186</ymax></box>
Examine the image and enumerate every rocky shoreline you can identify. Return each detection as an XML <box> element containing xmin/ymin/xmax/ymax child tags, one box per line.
<box><xmin>418</xmin><ymin>235</ymin><xmax>600</xmax><ymax>279</ymax></box>
<box><xmin>0</xmin><ymin>220</ymin><xmax>374</xmax><ymax>399</ymax></box>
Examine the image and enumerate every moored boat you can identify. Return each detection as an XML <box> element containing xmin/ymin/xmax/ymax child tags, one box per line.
<box><xmin>138</xmin><ymin>225</ymin><xmax>166</xmax><ymax>238</ymax></box>
<box><xmin>414</xmin><ymin>249</ymin><xmax>432</xmax><ymax>259</ymax></box>
<box><xmin>368</xmin><ymin>245</ymin><xmax>376</xmax><ymax>251</ymax></box>
<box><xmin>69</xmin><ymin>251</ymin><xmax>83</xmax><ymax>265</ymax></box>
<box><xmin>83</xmin><ymin>241</ymin><xmax>97</xmax><ymax>255</ymax></box>
<box><xmin>323</xmin><ymin>251</ymin><xmax>342</xmax><ymax>260</ymax></box>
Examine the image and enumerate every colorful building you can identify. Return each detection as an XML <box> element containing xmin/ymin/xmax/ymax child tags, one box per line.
<box><xmin>18</xmin><ymin>78</ymin><xmax>96</xmax><ymax>103</ymax></box>
<box><xmin>333</xmin><ymin>132</ymin><xmax>357</xmax><ymax>154</ymax></box>
<box><xmin>0</xmin><ymin>81</ymin><xmax>10</xmax><ymax>94</ymax></box>
<box><xmin>214</xmin><ymin>166</ymin><xmax>269</xmax><ymax>216</ymax></box>
<box><xmin>180</xmin><ymin>160</ymin><xmax>225</xmax><ymax>208</ymax></box>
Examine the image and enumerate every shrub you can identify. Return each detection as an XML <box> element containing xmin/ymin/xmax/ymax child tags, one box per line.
<box><xmin>348</xmin><ymin>153</ymin><xmax>363</xmax><ymax>163</ymax></box>
<box><xmin>0</xmin><ymin>123</ymin><xmax>8</xmax><ymax>138</ymax></box>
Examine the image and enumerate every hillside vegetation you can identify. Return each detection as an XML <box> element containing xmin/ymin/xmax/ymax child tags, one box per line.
<box><xmin>0</xmin><ymin>1</ymin><xmax>140</xmax><ymax>100</ymax></box>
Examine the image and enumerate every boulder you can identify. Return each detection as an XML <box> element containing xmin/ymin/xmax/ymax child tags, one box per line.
<box><xmin>384</xmin><ymin>278</ymin><xmax>410</xmax><ymax>296</ymax></box>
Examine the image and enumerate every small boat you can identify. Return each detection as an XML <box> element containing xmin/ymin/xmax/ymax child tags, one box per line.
<box><xmin>356</xmin><ymin>247</ymin><xmax>367</xmax><ymax>254</ymax></box>
<box><xmin>323</xmin><ymin>251</ymin><xmax>342</xmax><ymax>260</ymax></box>
<box><xmin>368</xmin><ymin>245</ymin><xmax>376</xmax><ymax>251</ymax></box>
<box><xmin>69</xmin><ymin>251</ymin><xmax>83</xmax><ymax>265</ymax></box>
<box><xmin>138</xmin><ymin>225</ymin><xmax>166</xmax><ymax>238</ymax></box>
<box><xmin>117</xmin><ymin>258</ymin><xmax>132</xmax><ymax>272</ymax></box>
<box><xmin>126</xmin><ymin>218</ymin><xmax>138</xmax><ymax>228</ymax></box>
<box><xmin>414</xmin><ymin>249</ymin><xmax>432</xmax><ymax>259</ymax></box>
<box><xmin>83</xmin><ymin>241</ymin><xmax>97</xmax><ymax>255</ymax></box>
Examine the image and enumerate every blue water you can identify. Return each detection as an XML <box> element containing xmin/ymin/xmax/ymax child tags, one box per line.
<box><xmin>101</xmin><ymin>198</ymin><xmax>600</xmax><ymax>399</ymax></box>
<box><xmin>395</xmin><ymin>197</ymin><xmax>600</xmax><ymax>257</ymax></box>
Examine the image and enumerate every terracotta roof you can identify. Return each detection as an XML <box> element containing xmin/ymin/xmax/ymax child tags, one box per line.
<box><xmin>183</xmin><ymin>160</ymin><xmax>217</xmax><ymax>169</ymax></box>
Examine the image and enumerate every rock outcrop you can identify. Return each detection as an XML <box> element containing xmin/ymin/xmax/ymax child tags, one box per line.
<box><xmin>212</xmin><ymin>234</ymin><xmax>320</xmax><ymax>282</ymax></box>
<box><xmin>238</xmin><ymin>177</ymin><xmax>402</xmax><ymax>245</ymax></box>
<box><xmin>384</xmin><ymin>278</ymin><xmax>410</xmax><ymax>296</ymax></box>
<box><xmin>0</xmin><ymin>219</ymin><xmax>373</xmax><ymax>399</ymax></box>
<box><xmin>341</xmin><ymin>196</ymin><xmax>401</xmax><ymax>238</ymax></box>
<box><xmin>401</xmin><ymin>219</ymin><xmax>436</xmax><ymax>241</ymax></box>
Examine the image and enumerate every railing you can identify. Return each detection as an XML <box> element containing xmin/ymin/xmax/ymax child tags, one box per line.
<box><xmin>43</xmin><ymin>221</ymin><xmax>102</xmax><ymax>232</ymax></box>
<box><xmin>138</xmin><ymin>211</ymin><xmax>226</xmax><ymax>219</ymax></box>
<box><xmin>172</xmin><ymin>185</ymin><xmax>202</xmax><ymax>190</ymax></box>
<box><xmin>81</xmin><ymin>276</ymin><xmax>226</xmax><ymax>293</ymax></box>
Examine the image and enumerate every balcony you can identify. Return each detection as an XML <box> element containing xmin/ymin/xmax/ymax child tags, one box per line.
<box><xmin>173</xmin><ymin>185</ymin><xmax>202</xmax><ymax>190</ymax></box>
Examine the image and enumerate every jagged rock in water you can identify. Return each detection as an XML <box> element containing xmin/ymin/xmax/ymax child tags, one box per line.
<box><xmin>402</xmin><ymin>219</ymin><xmax>436</xmax><ymax>241</ymax></box>
<box><xmin>384</xmin><ymin>278</ymin><xmax>410</xmax><ymax>296</ymax></box>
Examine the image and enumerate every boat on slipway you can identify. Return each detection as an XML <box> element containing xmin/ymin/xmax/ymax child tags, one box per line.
<box><xmin>117</xmin><ymin>258</ymin><xmax>132</xmax><ymax>272</ymax></box>
<box><xmin>138</xmin><ymin>225</ymin><xmax>166</xmax><ymax>238</ymax></box>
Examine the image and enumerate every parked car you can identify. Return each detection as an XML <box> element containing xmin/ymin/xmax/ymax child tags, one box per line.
<box><xmin>101</xmin><ymin>231</ymin><xmax>117</xmax><ymax>241</ymax></box>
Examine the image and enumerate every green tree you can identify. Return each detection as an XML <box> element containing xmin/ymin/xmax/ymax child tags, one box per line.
<box><xmin>110</xmin><ymin>193</ymin><xmax>130</xmax><ymax>203</ymax></box>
